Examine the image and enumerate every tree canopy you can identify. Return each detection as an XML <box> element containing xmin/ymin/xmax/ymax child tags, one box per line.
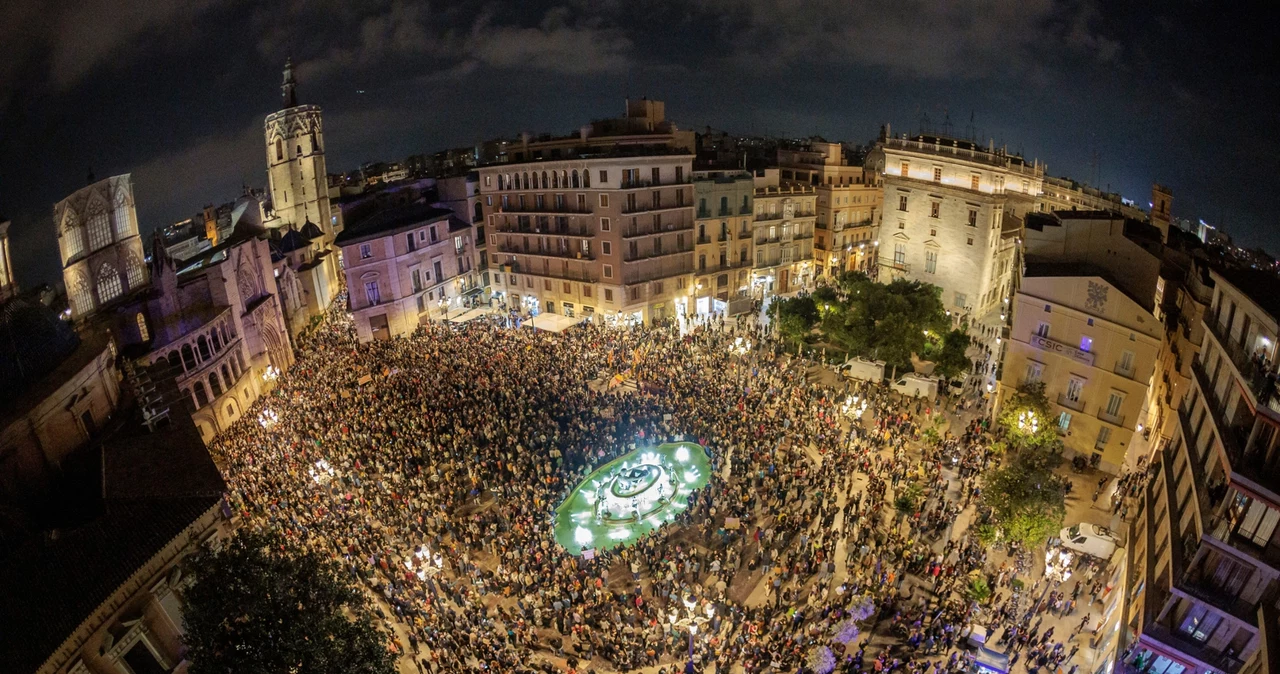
<box><xmin>821</xmin><ymin>273</ymin><xmax>949</xmax><ymax>372</ymax></box>
<box><xmin>769</xmin><ymin>295</ymin><xmax>820</xmax><ymax>346</ymax></box>
<box><xmin>182</xmin><ymin>530</ymin><xmax>397</xmax><ymax>674</ymax></box>
<box><xmin>981</xmin><ymin>381</ymin><xmax>1068</xmax><ymax>548</ymax></box>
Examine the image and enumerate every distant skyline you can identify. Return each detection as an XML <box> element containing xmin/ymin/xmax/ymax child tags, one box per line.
<box><xmin>2</xmin><ymin>0</ymin><xmax>1276</xmax><ymax>288</ymax></box>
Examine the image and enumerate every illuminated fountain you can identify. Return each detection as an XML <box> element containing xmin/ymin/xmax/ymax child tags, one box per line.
<box><xmin>555</xmin><ymin>443</ymin><xmax>710</xmax><ymax>555</ymax></box>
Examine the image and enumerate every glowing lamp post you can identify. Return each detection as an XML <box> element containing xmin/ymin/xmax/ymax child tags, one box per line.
<box><xmin>670</xmin><ymin>598</ymin><xmax>714</xmax><ymax>673</ymax></box>
<box><xmin>1017</xmin><ymin>409</ymin><xmax>1040</xmax><ymax>435</ymax></box>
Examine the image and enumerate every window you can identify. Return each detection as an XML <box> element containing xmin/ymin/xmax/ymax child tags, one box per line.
<box><xmin>433</xmin><ymin>260</ymin><xmax>443</xmax><ymax>281</ymax></box>
<box><xmin>1025</xmin><ymin>360</ymin><xmax>1043</xmax><ymax>383</ymax></box>
<box><xmin>97</xmin><ymin>262</ymin><xmax>122</xmax><ymax>303</ymax></box>
<box><xmin>600</xmin><ymin>217</ymin><xmax>611</xmax><ymax>232</ymax></box>
<box><xmin>933</xmin><ymin>167</ymin><xmax>942</xmax><ymax>182</ymax></box>
<box><xmin>1080</xmin><ymin>336</ymin><xmax>1093</xmax><ymax>352</ymax></box>
<box><xmin>924</xmin><ymin>250</ymin><xmax>937</xmax><ymax>274</ymax></box>
<box><xmin>900</xmin><ymin>161</ymin><xmax>909</xmax><ymax>177</ymax></box>
<box><xmin>136</xmin><ymin>313</ymin><xmax>149</xmax><ymax>341</ymax></box>
<box><xmin>967</xmin><ymin>210</ymin><xmax>977</xmax><ymax>227</ymax></box>
<box><xmin>604</xmin><ymin>289</ymin><xmax>613</xmax><ymax>301</ymax></box>
<box><xmin>1066</xmin><ymin>377</ymin><xmax>1084</xmax><ymax>402</ymax></box>
<box><xmin>88</xmin><ymin>207</ymin><xmax>111</xmax><ymax>251</ymax></box>
<box><xmin>971</xmin><ymin>174</ymin><xmax>980</xmax><ymax>190</ymax></box>
<box><xmin>893</xmin><ymin>244</ymin><xmax>906</xmax><ymax>265</ymax></box>
<box><xmin>1118</xmin><ymin>350</ymin><xmax>1135</xmax><ymax>375</ymax></box>
<box><xmin>126</xmin><ymin>257</ymin><xmax>145</xmax><ymax>289</ymax></box>
<box><xmin>599</xmin><ymin>194</ymin><xmax>610</xmax><ymax>208</ymax></box>
<box><xmin>603</xmin><ymin>264</ymin><xmax>614</xmax><ymax>279</ymax></box>
<box><xmin>412</xmin><ymin>269</ymin><xmax>423</xmax><ymax>292</ymax></box>
<box><xmin>580</xmin><ymin>239</ymin><xmax>591</xmax><ymax>255</ymax></box>
<box><xmin>364</xmin><ymin>281</ymin><xmax>380</xmax><ymax>305</ymax></box>
<box><xmin>602</xmin><ymin>241</ymin><xmax>612</xmax><ymax>256</ymax></box>
<box><xmin>599</xmin><ymin>170</ymin><xmax>608</xmax><ymax>183</ymax></box>
<box><xmin>930</xmin><ymin>202</ymin><xmax>940</xmax><ymax>218</ymax></box>
<box><xmin>898</xmin><ymin>195</ymin><xmax>908</xmax><ymax>211</ymax></box>
<box><xmin>929</xmin><ymin>227</ymin><xmax>937</xmax><ymax>237</ymax></box>
<box><xmin>1105</xmin><ymin>392</ymin><xmax>1123</xmax><ymax>417</ymax></box>
<box><xmin>1235</xmin><ymin>496</ymin><xmax>1280</xmax><ymax>546</ymax></box>
<box><xmin>966</xmin><ymin>237</ymin><xmax>974</xmax><ymax>246</ymax></box>
<box><xmin>897</xmin><ymin>221</ymin><xmax>905</xmax><ymax>230</ymax></box>
<box><xmin>1035</xmin><ymin>321</ymin><xmax>1050</xmax><ymax>338</ymax></box>
<box><xmin>360</xmin><ymin>243</ymin><xmax>373</xmax><ymax>259</ymax></box>
<box><xmin>454</xmin><ymin>235</ymin><xmax>465</xmax><ymax>254</ymax></box>
<box><xmin>1095</xmin><ymin>426</ymin><xmax>1112</xmax><ymax>449</ymax></box>
<box><xmin>653</xmin><ymin>281</ymin><xmax>664</xmax><ymax>294</ymax></box>
<box><xmin>954</xmin><ymin>292</ymin><xmax>967</xmax><ymax>308</ymax></box>
<box><xmin>1057</xmin><ymin>412</ymin><xmax>1071</xmax><ymax>433</ymax></box>
<box><xmin>429</xmin><ymin>226</ymin><xmax>438</xmax><ymax>243</ymax></box>
<box><xmin>406</xmin><ymin>233</ymin><xmax>417</xmax><ymax>252</ymax></box>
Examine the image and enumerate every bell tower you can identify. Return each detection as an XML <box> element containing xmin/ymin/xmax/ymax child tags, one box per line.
<box><xmin>264</xmin><ymin>59</ymin><xmax>332</xmax><ymax>238</ymax></box>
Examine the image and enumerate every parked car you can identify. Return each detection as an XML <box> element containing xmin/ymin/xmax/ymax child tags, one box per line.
<box><xmin>837</xmin><ymin>357</ymin><xmax>886</xmax><ymax>383</ymax></box>
<box><xmin>1059</xmin><ymin>523</ymin><xmax>1121</xmax><ymax>558</ymax></box>
<box><xmin>947</xmin><ymin>377</ymin><xmax>966</xmax><ymax>396</ymax></box>
<box><xmin>890</xmin><ymin>374</ymin><xmax>937</xmax><ymax>399</ymax></box>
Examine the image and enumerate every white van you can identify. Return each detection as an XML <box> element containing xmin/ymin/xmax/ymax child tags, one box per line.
<box><xmin>891</xmin><ymin>374</ymin><xmax>937</xmax><ymax>399</ymax></box>
<box><xmin>1059</xmin><ymin>523</ymin><xmax>1121</xmax><ymax>558</ymax></box>
<box><xmin>837</xmin><ymin>357</ymin><xmax>886</xmax><ymax>383</ymax></box>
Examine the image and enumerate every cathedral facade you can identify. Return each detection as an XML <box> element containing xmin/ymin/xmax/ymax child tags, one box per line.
<box><xmin>54</xmin><ymin>175</ymin><xmax>148</xmax><ymax>320</ymax></box>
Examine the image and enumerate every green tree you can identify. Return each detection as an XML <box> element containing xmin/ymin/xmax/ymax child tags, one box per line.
<box><xmin>182</xmin><ymin>530</ymin><xmax>396</xmax><ymax>674</ymax></box>
<box><xmin>996</xmin><ymin>381</ymin><xmax>1059</xmax><ymax>450</ymax></box>
<box><xmin>966</xmin><ymin>571</ymin><xmax>992</xmax><ymax>603</ymax></box>
<box><xmin>770</xmin><ymin>295</ymin><xmax>819</xmax><ymax>347</ymax></box>
<box><xmin>929</xmin><ymin>329</ymin><xmax>973</xmax><ymax>381</ymax></box>
<box><xmin>822</xmin><ymin>276</ymin><xmax>949</xmax><ymax>376</ymax></box>
<box><xmin>980</xmin><ymin>440</ymin><xmax>1067</xmax><ymax>548</ymax></box>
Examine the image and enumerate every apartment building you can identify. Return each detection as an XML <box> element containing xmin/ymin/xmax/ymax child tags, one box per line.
<box><xmin>1037</xmin><ymin>175</ymin><xmax>1147</xmax><ymax>221</ymax></box>
<box><xmin>999</xmin><ymin>264</ymin><xmax>1162</xmax><ymax>473</ymax></box>
<box><xmin>752</xmin><ymin>178</ymin><xmax>817</xmax><ymax>296</ymax></box>
<box><xmin>1149</xmin><ymin>260</ymin><xmax>1214</xmax><ymax>443</ymax></box>
<box><xmin>871</xmin><ymin>127</ymin><xmax>1043</xmax><ymax>320</ymax></box>
<box><xmin>335</xmin><ymin>204</ymin><xmax>478</xmax><ymax>341</ymax></box>
<box><xmin>692</xmin><ymin>172</ymin><xmax>754</xmax><ymax>316</ymax></box>
<box><xmin>479</xmin><ymin>154</ymin><xmax>695</xmax><ymax>325</ymax></box>
<box><xmin>1125</xmin><ymin>267</ymin><xmax>1280</xmax><ymax>674</ymax></box>
<box><xmin>778</xmin><ymin>140</ymin><xmax>883</xmax><ymax>276</ymax></box>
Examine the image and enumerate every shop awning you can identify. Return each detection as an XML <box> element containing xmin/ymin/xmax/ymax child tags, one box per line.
<box><xmin>523</xmin><ymin>313</ymin><xmax>585</xmax><ymax>333</ymax></box>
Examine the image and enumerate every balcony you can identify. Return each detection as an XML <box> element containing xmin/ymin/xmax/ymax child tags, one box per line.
<box><xmin>1057</xmin><ymin>393</ymin><xmax>1087</xmax><ymax>412</ymax></box>
<box><xmin>1205</xmin><ymin>317</ymin><xmax>1280</xmax><ymax>415</ymax></box>
<box><xmin>622</xmin><ymin>246</ymin><xmax>694</xmax><ymax>263</ymax></box>
<box><xmin>755</xmin><ymin>212</ymin><xmax>783</xmax><ymax>222</ymax></box>
<box><xmin>622</xmin><ymin>222</ymin><xmax>694</xmax><ymax>238</ymax></box>
<box><xmin>1175</xmin><ymin>573</ymin><xmax>1260</xmax><ymax>624</ymax></box>
<box><xmin>738</xmin><ymin>229</ymin><xmax>752</xmax><ymax>239</ymax></box>
<box><xmin>879</xmin><ymin>257</ymin><xmax>910</xmax><ymax>273</ymax></box>
<box><xmin>755</xmin><ymin>235</ymin><xmax>780</xmax><ymax>245</ymax></box>
<box><xmin>499</xmin><ymin>204</ymin><xmax>592</xmax><ymax>215</ymax></box>
<box><xmin>620</xmin><ymin>201</ymin><xmax>690</xmax><ymax>215</ymax></box>
<box><xmin>496</xmin><ymin>244</ymin><xmax>594</xmax><ymax>262</ymax></box>
<box><xmin>1097</xmin><ymin>406</ymin><xmax>1126</xmax><ymax>427</ymax></box>
<box><xmin>1141</xmin><ymin>623</ymin><xmax>1246</xmax><ymax>674</ymax></box>
<box><xmin>696</xmin><ymin>209</ymin><xmax>711</xmax><ymax>219</ymax></box>
<box><xmin>1174</xmin><ymin>403</ymin><xmax>1218</xmax><ymax>523</ymax></box>
<box><xmin>1208</xmin><ymin>512</ymin><xmax>1280</xmax><ymax>571</ymax></box>
<box><xmin>696</xmin><ymin>236</ymin><xmax>713</xmax><ymax>245</ymax></box>
<box><xmin>496</xmin><ymin>224</ymin><xmax>593</xmax><ymax>238</ymax></box>
<box><xmin>1115</xmin><ymin>362</ymin><xmax>1137</xmax><ymax>379</ymax></box>
<box><xmin>1190</xmin><ymin>357</ymin><xmax>1259</xmax><ymax>483</ymax></box>
<box><xmin>619</xmin><ymin>177</ymin><xmax>692</xmax><ymax>190</ymax></box>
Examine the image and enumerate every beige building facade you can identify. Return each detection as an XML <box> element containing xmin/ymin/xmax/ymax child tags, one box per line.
<box><xmin>692</xmin><ymin>172</ymin><xmax>754</xmax><ymax>316</ymax></box>
<box><xmin>999</xmin><ymin>269</ymin><xmax>1161</xmax><ymax>473</ymax></box>
<box><xmin>480</xmin><ymin>154</ymin><xmax>695</xmax><ymax>325</ymax></box>
<box><xmin>1126</xmin><ymin>267</ymin><xmax>1280</xmax><ymax>674</ymax></box>
<box><xmin>777</xmin><ymin>140</ymin><xmax>883</xmax><ymax>277</ymax></box>
<box><xmin>752</xmin><ymin>181</ymin><xmax>816</xmax><ymax>296</ymax></box>
<box><xmin>872</xmin><ymin>130</ymin><xmax>1043</xmax><ymax>320</ymax></box>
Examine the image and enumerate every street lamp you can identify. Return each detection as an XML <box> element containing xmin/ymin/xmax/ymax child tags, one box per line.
<box><xmin>670</xmin><ymin>599</ymin><xmax>714</xmax><ymax>674</ymax></box>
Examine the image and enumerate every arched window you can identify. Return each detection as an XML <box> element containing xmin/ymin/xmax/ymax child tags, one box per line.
<box><xmin>209</xmin><ymin>372</ymin><xmax>223</xmax><ymax>397</ymax></box>
<box><xmin>212</xmin><ymin>329</ymin><xmax>223</xmax><ymax>352</ymax></box>
<box><xmin>583</xmin><ymin>170</ymin><xmax>590</xmax><ymax>188</ymax></box>
<box><xmin>296</xmin><ymin>144</ymin><xmax>302</xmax><ymax>157</ymax></box>
<box><xmin>541</xmin><ymin>171</ymin><xmax>548</xmax><ymax>189</ymax></box>
<box><xmin>181</xmin><ymin>344</ymin><xmax>197</xmax><ymax>370</ymax></box>
<box><xmin>96</xmin><ymin>262</ymin><xmax>122</xmax><ymax>304</ymax></box>
<box><xmin>193</xmin><ymin>381</ymin><xmax>209</xmax><ymax>408</ymax></box>
<box><xmin>197</xmin><ymin>335</ymin><xmax>211</xmax><ymax>360</ymax></box>
<box><xmin>222</xmin><ymin>363</ymin><xmax>233</xmax><ymax>387</ymax></box>
<box><xmin>113</xmin><ymin>204</ymin><xmax>132</xmax><ymax>237</ymax></box>
<box><xmin>136</xmin><ymin>313</ymin><xmax>149</xmax><ymax>341</ymax></box>
<box><xmin>552</xmin><ymin>172</ymin><xmax>559</xmax><ymax>188</ymax></box>
<box><xmin>572</xmin><ymin>170</ymin><xmax>580</xmax><ymax>188</ymax></box>
<box><xmin>276</xmin><ymin>139</ymin><xmax>283</xmax><ymax>161</ymax></box>
<box><xmin>87</xmin><ymin>206</ymin><xmax>111</xmax><ymax>251</ymax></box>
<box><xmin>473</xmin><ymin>202</ymin><xmax>483</xmax><ymax>222</ymax></box>
<box><xmin>126</xmin><ymin>254</ymin><xmax>145</xmax><ymax>289</ymax></box>
<box><xmin>522</xmin><ymin>172</ymin><xmax>529</xmax><ymax>190</ymax></box>
<box><xmin>561</xmin><ymin>171</ymin><xmax>568</xmax><ymax>187</ymax></box>
<box><xmin>166</xmin><ymin>351</ymin><xmax>181</xmax><ymax>372</ymax></box>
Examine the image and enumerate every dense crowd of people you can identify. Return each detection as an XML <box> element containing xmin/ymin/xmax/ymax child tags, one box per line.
<box><xmin>210</xmin><ymin>298</ymin><xmax>1110</xmax><ymax>674</ymax></box>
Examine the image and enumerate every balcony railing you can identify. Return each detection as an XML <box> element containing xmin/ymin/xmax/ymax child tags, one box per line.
<box><xmin>1176</xmin><ymin>574</ymin><xmax>1260</xmax><ymax>623</ymax></box>
<box><xmin>1097</xmin><ymin>406</ymin><xmax>1126</xmax><ymax>427</ymax></box>
<box><xmin>738</xmin><ymin>229</ymin><xmax>752</xmax><ymax>239</ymax></box>
<box><xmin>879</xmin><ymin>257</ymin><xmax>910</xmax><ymax>273</ymax></box>
<box><xmin>622</xmin><ymin>246</ymin><xmax>694</xmax><ymax>263</ymax></box>
<box><xmin>496</xmin><ymin>225</ymin><xmax>592</xmax><ymax>237</ymax></box>
<box><xmin>1141</xmin><ymin>623</ymin><xmax>1245</xmax><ymax>674</ymax></box>
<box><xmin>619</xmin><ymin>177</ymin><xmax>692</xmax><ymax>190</ymax></box>
<box><xmin>1205</xmin><ymin>317</ymin><xmax>1280</xmax><ymax>414</ymax></box>
<box><xmin>620</xmin><ymin>201</ymin><xmax>690</xmax><ymax>215</ymax></box>
<box><xmin>622</xmin><ymin>222</ymin><xmax>694</xmax><ymax>238</ymax></box>
<box><xmin>1115</xmin><ymin>362</ymin><xmax>1136</xmax><ymax>379</ymax></box>
<box><xmin>499</xmin><ymin>204</ymin><xmax>593</xmax><ymax>215</ymax></box>
<box><xmin>495</xmin><ymin>245</ymin><xmax>595</xmax><ymax>262</ymax></box>
<box><xmin>1056</xmin><ymin>393</ymin><xmax>1086</xmax><ymax>412</ymax></box>
<box><xmin>696</xmin><ymin>209</ymin><xmax>712</xmax><ymax>219</ymax></box>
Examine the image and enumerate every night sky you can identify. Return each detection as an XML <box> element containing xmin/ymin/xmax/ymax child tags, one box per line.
<box><xmin>1</xmin><ymin>0</ymin><xmax>1275</xmax><ymax>288</ymax></box>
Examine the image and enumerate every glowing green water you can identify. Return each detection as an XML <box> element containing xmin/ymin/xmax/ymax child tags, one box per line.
<box><xmin>554</xmin><ymin>442</ymin><xmax>712</xmax><ymax>556</ymax></box>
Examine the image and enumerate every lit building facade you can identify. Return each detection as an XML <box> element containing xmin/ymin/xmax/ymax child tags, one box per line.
<box><xmin>692</xmin><ymin>172</ymin><xmax>754</xmax><ymax>316</ymax></box>
<box><xmin>1125</xmin><ymin>267</ymin><xmax>1280</xmax><ymax>674</ymax></box>
<box><xmin>54</xmin><ymin>174</ymin><xmax>148</xmax><ymax>321</ymax></box>
<box><xmin>0</xmin><ymin>217</ymin><xmax>15</xmax><ymax>303</ymax></box>
<box><xmin>777</xmin><ymin>140</ymin><xmax>883</xmax><ymax>276</ymax></box>
<box><xmin>998</xmin><ymin>267</ymin><xmax>1161</xmax><ymax>474</ymax></box>
<box><xmin>752</xmin><ymin>180</ymin><xmax>816</xmax><ymax>296</ymax></box>
<box><xmin>872</xmin><ymin>129</ymin><xmax>1043</xmax><ymax>321</ymax></box>
<box><xmin>479</xmin><ymin>154</ymin><xmax>695</xmax><ymax>325</ymax></box>
<box><xmin>335</xmin><ymin>205</ymin><xmax>478</xmax><ymax>341</ymax></box>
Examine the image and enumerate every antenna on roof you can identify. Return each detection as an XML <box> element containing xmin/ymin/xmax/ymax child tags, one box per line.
<box><xmin>941</xmin><ymin>109</ymin><xmax>953</xmax><ymax>137</ymax></box>
<box><xmin>965</xmin><ymin>112</ymin><xmax>976</xmax><ymax>142</ymax></box>
<box><xmin>919</xmin><ymin>111</ymin><xmax>931</xmax><ymax>136</ymax></box>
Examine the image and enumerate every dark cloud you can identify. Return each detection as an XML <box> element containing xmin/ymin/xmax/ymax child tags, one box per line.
<box><xmin>0</xmin><ymin>0</ymin><xmax>1276</xmax><ymax>288</ymax></box>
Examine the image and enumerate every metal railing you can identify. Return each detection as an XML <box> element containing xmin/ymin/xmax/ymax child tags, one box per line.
<box><xmin>1056</xmin><ymin>393</ymin><xmax>1086</xmax><ymax>412</ymax></box>
<box><xmin>1097</xmin><ymin>406</ymin><xmax>1126</xmax><ymax>427</ymax></box>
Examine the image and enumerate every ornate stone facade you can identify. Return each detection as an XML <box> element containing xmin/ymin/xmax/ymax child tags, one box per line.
<box><xmin>53</xmin><ymin>175</ymin><xmax>147</xmax><ymax>320</ymax></box>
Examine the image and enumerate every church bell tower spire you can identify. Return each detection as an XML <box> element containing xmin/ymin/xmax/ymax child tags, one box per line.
<box><xmin>281</xmin><ymin>58</ymin><xmax>297</xmax><ymax>108</ymax></box>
